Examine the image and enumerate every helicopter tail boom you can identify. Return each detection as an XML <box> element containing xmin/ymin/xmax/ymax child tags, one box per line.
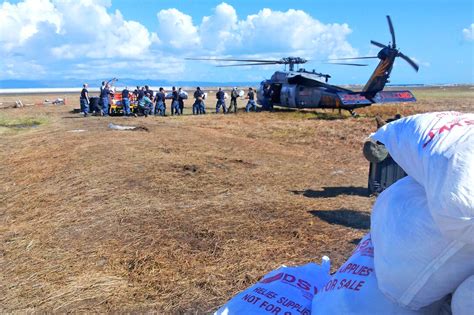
<box><xmin>336</xmin><ymin>90</ymin><xmax>416</xmax><ymax>107</ymax></box>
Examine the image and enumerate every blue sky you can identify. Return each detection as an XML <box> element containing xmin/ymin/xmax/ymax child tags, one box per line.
<box><xmin>1</xmin><ymin>0</ymin><xmax>473</xmax><ymax>85</ymax></box>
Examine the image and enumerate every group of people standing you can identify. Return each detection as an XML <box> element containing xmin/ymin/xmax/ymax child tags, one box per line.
<box><xmin>79</xmin><ymin>82</ymin><xmax>263</xmax><ymax>117</ymax></box>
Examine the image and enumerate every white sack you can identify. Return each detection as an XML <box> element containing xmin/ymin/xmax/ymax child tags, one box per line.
<box><xmin>215</xmin><ymin>258</ymin><xmax>331</xmax><ymax>315</ymax></box>
<box><xmin>179</xmin><ymin>91</ymin><xmax>188</xmax><ymax>99</ymax></box>
<box><xmin>239</xmin><ymin>90</ymin><xmax>245</xmax><ymax>97</ymax></box>
<box><xmin>371</xmin><ymin>112</ymin><xmax>474</xmax><ymax>243</ymax></box>
<box><xmin>312</xmin><ymin>234</ymin><xmax>424</xmax><ymax>315</ymax></box>
<box><xmin>371</xmin><ymin>176</ymin><xmax>474</xmax><ymax>310</ymax></box>
<box><xmin>452</xmin><ymin>275</ymin><xmax>474</xmax><ymax>315</ymax></box>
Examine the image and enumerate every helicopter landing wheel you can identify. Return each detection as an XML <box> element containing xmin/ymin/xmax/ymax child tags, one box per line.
<box><xmin>349</xmin><ymin>110</ymin><xmax>359</xmax><ymax>118</ymax></box>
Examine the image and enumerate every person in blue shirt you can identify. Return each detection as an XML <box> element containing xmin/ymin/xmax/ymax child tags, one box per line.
<box><xmin>121</xmin><ymin>87</ymin><xmax>132</xmax><ymax>116</ymax></box>
<box><xmin>245</xmin><ymin>87</ymin><xmax>257</xmax><ymax>112</ymax></box>
<box><xmin>80</xmin><ymin>83</ymin><xmax>90</xmax><ymax>117</ymax></box>
<box><xmin>215</xmin><ymin>88</ymin><xmax>227</xmax><ymax>114</ymax></box>
<box><xmin>138</xmin><ymin>92</ymin><xmax>153</xmax><ymax>117</ymax></box>
<box><xmin>178</xmin><ymin>87</ymin><xmax>185</xmax><ymax>114</ymax></box>
<box><xmin>100</xmin><ymin>83</ymin><xmax>111</xmax><ymax>116</ymax></box>
<box><xmin>154</xmin><ymin>87</ymin><xmax>166</xmax><ymax>116</ymax></box>
<box><xmin>193</xmin><ymin>87</ymin><xmax>206</xmax><ymax>115</ymax></box>
<box><xmin>171</xmin><ymin>87</ymin><xmax>180</xmax><ymax>115</ymax></box>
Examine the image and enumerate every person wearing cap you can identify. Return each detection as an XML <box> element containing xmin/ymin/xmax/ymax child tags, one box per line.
<box><xmin>193</xmin><ymin>87</ymin><xmax>205</xmax><ymax>115</ymax></box>
<box><xmin>154</xmin><ymin>87</ymin><xmax>166</xmax><ymax>116</ymax></box>
<box><xmin>245</xmin><ymin>87</ymin><xmax>257</xmax><ymax>112</ymax></box>
<box><xmin>80</xmin><ymin>83</ymin><xmax>90</xmax><ymax>117</ymax></box>
<box><xmin>121</xmin><ymin>86</ymin><xmax>132</xmax><ymax>116</ymax></box>
<box><xmin>229</xmin><ymin>87</ymin><xmax>239</xmax><ymax>114</ymax></box>
<box><xmin>215</xmin><ymin>88</ymin><xmax>227</xmax><ymax>114</ymax></box>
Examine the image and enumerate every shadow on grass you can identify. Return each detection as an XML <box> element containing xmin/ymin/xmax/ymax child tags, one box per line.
<box><xmin>309</xmin><ymin>209</ymin><xmax>370</xmax><ymax>230</ymax></box>
<box><xmin>291</xmin><ymin>186</ymin><xmax>368</xmax><ymax>198</ymax></box>
<box><xmin>270</xmin><ymin>107</ymin><xmax>351</xmax><ymax>120</ymax></box>
<box><xmin>349</xmin><ymin>237</ymin><xmax>363</xmax><ymax>245</ymax></box>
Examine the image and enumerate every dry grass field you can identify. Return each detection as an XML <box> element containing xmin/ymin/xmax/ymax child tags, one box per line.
<box><xmin>1</xmin><ymin>86</ymin><xmax>473</xmax><ymax>313</ymax></box>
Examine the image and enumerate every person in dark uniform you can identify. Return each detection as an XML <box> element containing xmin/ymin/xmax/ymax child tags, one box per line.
<box><xmin>245</xmin><ymin>87</ymin><xmax>257</xmax><ymax>112</ymax></box>
<box><xmin>133</xmin><ymin>86</ymin><xmax>140</xmax><ymax>98</ymax></box>
<box><xmin>100</xmin><ymin>83</ymin><xmax>111</xmax><ymax>116</ymax></box>
<box><xmin>193</xmin><ymin>87</ymin><xmax>204</xmax><ymax>115</ymax></box>
<box><xmin>80</xmin><ymin>83</ymin><xmax>90</xmax><ymax>117</ymax></box>
<box><xmin>171</xmin><ymin>86</ymin><xmax>180</xmax><ymax>115</ymax></box>
<box><xmin>178</xmin><ymin>87</ymin><xmax>185</xmax><ymax>114</ymax></box>
<box><xmin>229</xmin><ymin>87</ymin><xmax>239</xmax><ymax>114</ymax></box>
<box><xmin>137</xmin><ymin>87</ymin><xmax>145</xmax><ymax>102</ymax></box>
<box><xmin>122</xmin><ymin>86</ymin><xmax>132</xmax><ymax>116</ymax></box>
<box><xmin>154</xmin><ymin>87</ymin><xmax>166</xmax><ymax>116</ymax></box>
<box><xmin>215</xmin><ymin>88</ymin><xmax>227</xmax><ymax>113</ymax></box>
<box><xmin>262</xmin><ymin>84</ymin><xmax>274</xmax><ymax>111</ymax></box>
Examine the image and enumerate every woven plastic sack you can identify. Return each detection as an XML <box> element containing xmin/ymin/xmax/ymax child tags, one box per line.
<box><xmin>452</xmin><ymin>275</ymin><xmax>474</xmax><ymax>315</ymax></box>
<box><xmin>371</xmin><ymin>176</ymin><xmax>474</xmax><ymax>309</ymax></box>
<box><xmin>312</xmin><ymin>234</ymin><xmax>424</xmax><ymax>315</ymax></box>
<box><xmin>371</xmin><ymin>112</ymin><xmax>474</xmax><ymax>243</ymax></box>
<box><xmin>215</xmin><ymin>258</ymin><xmax>331</xmax><ymax>315</ymax></box>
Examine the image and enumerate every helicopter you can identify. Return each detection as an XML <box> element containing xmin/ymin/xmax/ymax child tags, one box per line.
<box><xmin>187</xmin><ymin>16</ymin><xmax>419</xmax><ymax>116</ymax></box>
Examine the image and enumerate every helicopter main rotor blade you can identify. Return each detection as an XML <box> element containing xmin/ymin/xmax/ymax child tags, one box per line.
<box><xmin>185</xmin><ymin>57</ymin><xmax>279</xmax><ymax>63</ymax></box>
<box><xmin>216</xmin><ymin>62</ymin><xmax>280</xmax><ymax>67</ymax></box>
<box><xmin>327</xmin><ymin>62</ymin><xmax>368</xmax><ymax>66</ymax></box>
<box><xmin>387</xmin><ymin>15</ymin><xmax>396</xmax><ymax>48</ymax></box>
<box><xmin>328</xmin><ymin>56</ymin><xmax>379</xmax><ymax>60</ymax></box>
<box><xmin>370</xmin><ymin>40</ymin><xmax>387</xmax><ymax>49</ymax></box>
<box><xmin>397</xmin><ymin>52</ymin><xmax>419</xmax><ymax>72</ymax></box>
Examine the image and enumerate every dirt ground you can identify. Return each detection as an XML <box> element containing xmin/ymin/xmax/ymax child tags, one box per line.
<box><xmin>0</xmin><ymin>86</ymin><xmax>473</xmax><ymax>313</ymax></box>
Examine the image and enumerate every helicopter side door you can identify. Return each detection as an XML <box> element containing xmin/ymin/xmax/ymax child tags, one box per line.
<box><xmin>280</xmin><ymin>85</ymin><xmax>297</xmax><ymax>107</ymax></box>
<box><xmin>295</xmin><ymin>86</ymin><xmax>322</xmax><ymax>108</ymax></box>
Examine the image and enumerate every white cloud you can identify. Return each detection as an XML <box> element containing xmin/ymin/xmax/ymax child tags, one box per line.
<box><xmin>238</xmin><ymin>8</ymin><xmax>357</xmax><ymax>58</ymax></box>
<box><xmin>199</xmin><ymin>2</ymin><xmax>239</xmax><ymax>52</ymax></box>
<box><xmin>156</xmin><ymin>8</ymin><xmax>200</xmax><ymax>50</ymax></box>
<box><xmin>0</xmin><ymin>0</ymin><xmax>61</xmax><ymax>50</ymax></box>
<box><xmin>462</xmin><ymin>23</ymin><xmax>474</xmax><ymax>41</ymax></box>
<box><xmin>0</xmin><ymin>0</ymin><xmax>157</xmax><ymax>60</ymax></box>
<box><xmin>0</xmin><ymin>1</ymin><xmax>358</xmax><ymax>80</ymax></box>
<box><xmin>156</xmin><ymin>5</ymin><xmax>357</xmax><ymax>58</ymax></box>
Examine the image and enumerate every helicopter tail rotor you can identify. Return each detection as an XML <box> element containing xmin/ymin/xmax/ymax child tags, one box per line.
<box><xmin>386</xmin><ymin>15</ymin><xmax>396</xmax><ymax>48</ymax></box>
<box><xmin>331</xmin><ymin>16</ymin><xmax>418</xmax><ymax>72</ymax></box>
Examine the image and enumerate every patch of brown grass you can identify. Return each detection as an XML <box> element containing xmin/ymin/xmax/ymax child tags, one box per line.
<box><xmin>0</xmin><ymin>86</ymin><xmax>472</xmax><ymax>312</ymax></box>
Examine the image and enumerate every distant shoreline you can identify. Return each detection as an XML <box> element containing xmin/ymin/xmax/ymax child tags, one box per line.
<box><xmin>1</xmin><ymin>84</ymin><xmax>473</xmax><ymax>95</ymax></box>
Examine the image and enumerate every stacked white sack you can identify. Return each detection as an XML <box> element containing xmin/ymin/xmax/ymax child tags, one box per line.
<box><xmin>451</xmin><ymin>275</ymin><xmax>474</xmax><ymax>315</ymax></box>
<box><xmin>215</xmin><ymin>259</ymin><xmax>331</xmax><ymax>315</ymax></box>
<box><xmin>371</xmin><ymin>112</ymin><xmax>474</xmax><ymax>243</ymax></box>
<box><xmin>311</xmin><ymin>234</ymin><xmax>435</xmax><ymax>315</ymax></box>
<box><xmin>371</xmin><ymin>176</ymin><xmax>474</xmax><ymax>310</ymax></box>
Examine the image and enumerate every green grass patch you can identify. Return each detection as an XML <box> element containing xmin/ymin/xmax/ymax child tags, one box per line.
<box><xmin>0</xmin><ymin>115</ymin><xmax>48</xmax><ymax>128</ymax></box>
<box><xmin>0</xmin><ymin>115</ymin><xmax>49</xmax><ymax>135</ymax></box>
